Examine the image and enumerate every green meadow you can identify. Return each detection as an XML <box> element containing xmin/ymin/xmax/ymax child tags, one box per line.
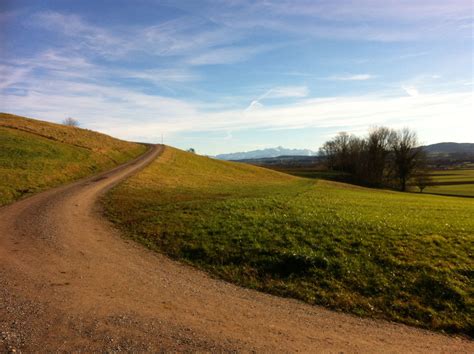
<box><xmin>0</xmin><ymin>113</ymin><xmax>146</xmax><ymax>206</ymax></box>
<box><xmin>424</xmin><ymin>169</ymin><xmax>474</xmax><ymax>197</ymax></box>
<box><xmin>104</xmin><ymin>147</ymin><xmax>474</xmax><ymax>336</ymax></box>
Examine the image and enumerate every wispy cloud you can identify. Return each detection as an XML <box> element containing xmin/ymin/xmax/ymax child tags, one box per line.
<box><xmin>0</xmin><ymin>65</ymin><xmax>31</xmax><ymax>90</ymax></box>
<box><xmin>402</xmin><ymin>86</ymin><xmax>420</xmax><ymax>97</ymax></box>
<box><xmin>255</xmin><ymin>1</ymin><xmax>472</xmax><ymax>22</ymax></box>
<box><xmin>245</xmin><ymin>100</ymin><xmax>264</xmax><ymax>112</ymax></box>
<box><xmin>186</xmin><ymin>45</ymin><xmax>271</xmax><ymax>65</ymax></box>
<box><xmin>1</xmin><ymin>47</ymin><xmax>200</xmax><ymax>103</ymax></box>
<box><xmin>245</xmin><ymin>85</ymin><xmax>309</xmax><ymax>110</ymax></box>
<box><xmin>328</xmin><ymin>74</ymin><xmax>375</xmax><ymax>81</ymax></box>
<box><xmin>121</xmin><ymin>68</ymin><xmax>199</xmax><ymax>84</ymax></box>
<box><xmin>397</xmin><ymin>52</ymin><xmax>429</xmax><ymax>60</ymax></box>
<box><xmin>142</xmin><ymin>17</ymin><xmax>241</xmax><ymax>57</ymax></box>
<box><xmin>186</xmin><ymin>0</ymin><xmax>473</xmax><ymax>42</ymax></box>
<box><xmin>28</xmin><ymin>10</ymin><xmax>263</xmax><ymax>66</ymax></box>
<box><xmin>30</xmin><ymin>11</ymin><xmax>127</xmax><ymax>57</ymax></box>
<box><xmin>259</xmin><ymin>86</ymin><xmax>309</xmax><ymax>99</ymax></box>
<box><xmin>2</xmin><ymin>66</ymin><xmax>471</xmax><ymax>145</ymax></box>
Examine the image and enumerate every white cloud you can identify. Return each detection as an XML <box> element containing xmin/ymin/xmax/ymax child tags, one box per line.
<box><xmin>28</xmin><ymin>11</ymin><xmax>263</xmax><ymax>66</ymax></box>
<box><xmin>402</xmin><ymin>86</ymin><xmax>420</xmax><ymax>97</ymax></box>
<box><xmin>329</xmin><ymin>74</ymin><xmax>375</xmax><ymax>81</ymax></box>
<box><xmin>259</xmin><ymin>86</ymin><xmax>309</xmax><ymax>99</ymax></box>
<box><xmin>0</xmin><ymin>65</ymin><xmax>31</xmax><ymax>89</ymax></box>
<box><xmin>2</xmin><ymin>67</ymin><xmax>472</xmax><ymax>146</ymax></box>
<box><xmin>195</xmin><ymin>0</ymin><xmax>473</xmax><ymax>41</ymax></box>
<box><xmin>245</xmin><ymin>85</ymin><xmax>309</xmax><ymax>111</ymax></box>
<box><xmin>186</xmin><ymin>45</ymin><xmax>271</xmax><ymax>65</ymax></box>
<box><xmin>257</xmin><ymin>1</ymin><xmax>472</xmax><ymax>22</ymax></box>
<box><xmin>142</xmin><ymin>17</ymin><xmax>241</xmax><ymax>57</ymax></box>
<box><xmin>121</xmin><ymin>68</ymin><xmax>199</xmax><ymax>84</ymax></box>
<box><xmin>245</xmin><ymin>100</ymin><xmax>264</xmax><ymax>111</ymax></box>
<box><xmin>0</xmin><ymin>48</ymin><xmax>200</xmax><ymax>99</ymax></box>
<box><xmin>31</xmin><ymin>11</ymin><xmax>127</xmax><ymax>57</ymax></box>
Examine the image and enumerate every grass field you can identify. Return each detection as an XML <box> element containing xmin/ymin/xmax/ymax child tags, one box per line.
<box><xmin>269</xmin><ymin>164</ymin><xmax>474</xmax><ymax>197</ymax></box>
<box><xmin>424</xmin><ymin>169</ymin><xmax>474</xmax><ymax>197</ymax></box>
<box><xmin>0</xmin><ymin>113</ymin><xmax>146</xmax><ymax>206</ymax></box>
<box><xmin>268</xmin><ymin>166</ymin><xmax>347</xmax><ymax>180</ymax></box>
<box><xmin>104</xmin><ymin>147</ymin><xmax>474</xmax><ymax>336</ymax></box>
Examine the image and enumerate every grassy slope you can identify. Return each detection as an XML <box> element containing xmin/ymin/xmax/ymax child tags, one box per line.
<box><xmin>104</xmin><ymin>147</ymin><xmax>474</xmax><ymax>336</ymax></box>
<box><xmin>0</xmin><ymin>113</ymin><xmax>146</xmax><ymax>206</ymax></box>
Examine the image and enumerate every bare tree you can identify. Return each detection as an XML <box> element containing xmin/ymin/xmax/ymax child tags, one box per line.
<box><xmin>319</xmin><ymin>139</ymin><xmax>338</xmax><ymax>169</ymax></box>
<box><xmin>320</xmin><ymin>126</ymin><xmax>427</xmax><ymax>191</ymax></box>
<box><xmin>62</xmin><ymin>117</ymin><xmax>79</xmax><ymax>127</ymax></box>
<box><xmin>319</xmin><ymin>132</ymin><xmax>355</xmax><ymax>172</ymax></box>
<box><xmin>390</xmin><ymin>128</ymin><xmax>423</xmax><ymax>191</ymax></box>
<box><xmin>347</xmin><ymin>135</ymin><xmax>367</xmax><ymax>179</ymax></box>
<box><xmin>414</xmin><ymin>172</ymin><xmax>433</xmax><ymax>193</ymax></box>
<box><xmin>366</xmin><ymin>127</ymin><xmax>396</xmax><ymax>186</ymax></box>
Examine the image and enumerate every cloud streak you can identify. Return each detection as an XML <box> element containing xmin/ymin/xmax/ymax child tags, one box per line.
<box><xmin>245</xmin><ymin>86</ymin><xmax>309</xmax><ymax>110</ymax></box>
<box><xmin>186</xmin><ymin>45</ymin><xmax>272</xmax><ymax>65</ymax></box>
<box><xmin>259</xmin><ymin>86</ymin><xmax>309</xmax><ymax>99</ymax></box>
<box><xmin>178</xmin><ymin>0</ymin><xmax>473</xmax><ymax>42</ymax></box>
<box><xmin>328</xmin><ymin>74</ymin><xmax>375</xmax><ymax>81</ymax></box>
<box><xmin>29</xmin><ymin>10</ymin><xmax>263</xmax><ymax>66</ymax></box>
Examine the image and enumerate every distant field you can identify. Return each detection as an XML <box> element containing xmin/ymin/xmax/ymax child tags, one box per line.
<box><xmin>104</xmin><ymin>147</ymin><xmax>474</xmax><ymax>335</ymax></box>
<box><xmin>268</xmin><ymin>165</ymin><xmax>474</xmax><ymax>198</ymax></box>
<box><xmin>269</xmin><ymin>166</ymin><xmax>347</xmax><ymax>181</ymax></box>
<box><xmin>0</xmin><ymin>113</ymin><xmax>146</xmax><ymax>206</ymax></box>
<box><xmin>424</xmin><ymin>169</ymin><xmax>474</xmax><ymax>197</ymax></box>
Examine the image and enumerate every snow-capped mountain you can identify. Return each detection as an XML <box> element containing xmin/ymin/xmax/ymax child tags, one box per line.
<box><xmin>216</xmin><ymin>146</ymin><xmax>317</xmax><ymax>160</ymax></box>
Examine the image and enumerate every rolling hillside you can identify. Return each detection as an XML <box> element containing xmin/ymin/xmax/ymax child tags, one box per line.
<box><xmin>424</xmin><ymin>142</ymin><xmax>474</xmax><ymax>155</ymax></box>
<box><xmin>104</xmin><ymin>146</ymin><xmax>474</xmax><ymax>336</ymax></box>
<box><xmin>0</xmin><ymin>113</ymin><xmax>146</xmax><ymax>206</ymax></box>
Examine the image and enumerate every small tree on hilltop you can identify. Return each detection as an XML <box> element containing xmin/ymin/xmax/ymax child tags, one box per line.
<box><xmin>63</xmin><ymin>117</ymin><xmax>79</xmax><ymax>127</ymax></box>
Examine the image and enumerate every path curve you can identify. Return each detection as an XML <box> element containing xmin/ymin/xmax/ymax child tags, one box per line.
<box><xmin>0</xmin><ymin>144</ymin><xmax>472</xmax><ymax>352</ymax></box>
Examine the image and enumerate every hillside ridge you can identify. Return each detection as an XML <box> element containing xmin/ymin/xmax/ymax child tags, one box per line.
<box><xmin>0</xmin><ymin>113</ymin><xmax>146</xmax><ymax>206</ymax></box>
<box><xmin>423</xmin><ymin>142</ymin><xmax>474</xmax><ymax>154</ymax></box>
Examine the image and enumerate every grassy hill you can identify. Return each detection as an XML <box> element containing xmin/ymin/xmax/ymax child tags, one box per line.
<box><xmin>424</xmin><ymin>142</ymin><xmax>474</xmax><ymax>155</ymax></box>
<box><xmin>104</xmin><ymin>146</ymin><xmax>473</xmax><ymax>336</ymax></box>
<box><xmin>0</xmin><ymin>113</ymin><xmax>146</xmax><ymax>206</ymax></box>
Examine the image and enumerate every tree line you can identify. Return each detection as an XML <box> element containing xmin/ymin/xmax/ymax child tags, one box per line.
<box><xmin>319</xmin><ymin>127</ymin><xmax>429</xmax><ymax>191</ymax></box>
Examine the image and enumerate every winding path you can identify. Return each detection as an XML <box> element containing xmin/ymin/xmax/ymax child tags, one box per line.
<box><xmin>0</xmin><ymin>145</ymin><xmax>471</xmax><ymax>352</ymax></box>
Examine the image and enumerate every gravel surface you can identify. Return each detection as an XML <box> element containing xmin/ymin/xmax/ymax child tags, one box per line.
<box><xmin>0</xmin><ymin>144</ymin><xmax>472</xmax><ymax>352</ymax></box>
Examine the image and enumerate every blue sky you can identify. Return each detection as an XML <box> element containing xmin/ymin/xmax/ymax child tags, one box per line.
<box><xmin>1</xmin><ymin>0</ymin><xmax>472</xmax><ymax>155</ymax></box>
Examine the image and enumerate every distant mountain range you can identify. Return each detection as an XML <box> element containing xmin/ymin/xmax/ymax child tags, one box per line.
<box><xmin>215</xmin><ymin>143</ymin><xmax>474</xmax><ymax>161</ymax></box>
<box><xmin>422</xmin><ymin>142</ymin><xmax>474</xmax><ymax>155</ymax></box>
<box><xmin>216</xmin><ymin>146</ymin><xmax>318</xmax><ymax>160</ymax></box>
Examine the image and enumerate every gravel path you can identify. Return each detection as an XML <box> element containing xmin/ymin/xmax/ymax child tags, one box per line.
<box><xmin>0</xmin><ymin>144</ymin><xmax>472</xmax><ymax>352</ymax></box>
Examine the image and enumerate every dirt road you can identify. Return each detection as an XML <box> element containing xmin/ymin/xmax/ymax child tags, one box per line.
<box><xmin>0</xmin><ymin>144</ymin><xmax>471</xmax><ymax>352</ymax></box>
